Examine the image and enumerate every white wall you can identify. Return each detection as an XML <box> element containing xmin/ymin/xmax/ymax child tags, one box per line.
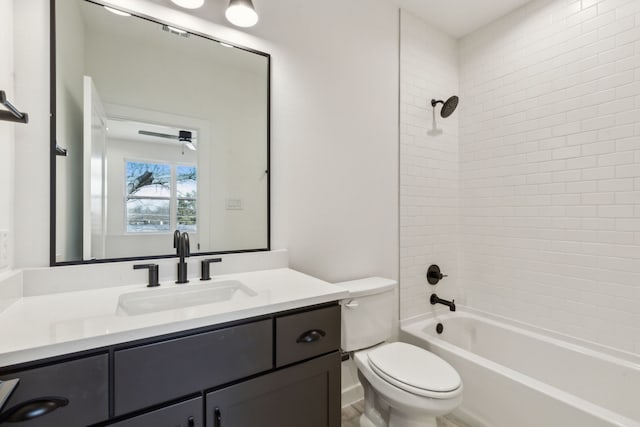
<box><xmin>459</xmin><ymin>0</ymin><xmax>640</xmax><ymax>353</ymax></box>
<box><xmin>13</xmin><ymin>0</ymin><xmax>400</xmax><ymax>285</ymax></box>
<box><xmin>0</xmin><ymin>0</ymin><xmax>15</xmax><ymax>272</ymax></box>
<box><xmin>13</xmin><ymin>0</ymin><xmax>51</xmax><ymax>268</ymax></box>
<box><xmin>248</xmin><ymin>0</ymin><xmax>400</xmax><ymax>283</ymax></box>
<box><xmin>399</xmin><ymin>10</ymin><xmax>460</xmax><ymax>320</ymax></box>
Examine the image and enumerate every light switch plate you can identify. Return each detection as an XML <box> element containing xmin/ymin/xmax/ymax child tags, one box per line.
<box><xmin>226</xmin><ymin>198</ymin><xmax>243</xmax><ymax>210</ymax></box>
<box><xmin>0</xmin><ymin>231</ymin><xmax>9</xmax><ymax>270</ymax></box>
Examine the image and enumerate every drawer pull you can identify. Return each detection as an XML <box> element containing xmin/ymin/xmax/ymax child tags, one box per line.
<box><xmin>214</xmin><ymin>407</ymin><xmax>221</xmax><ymax>427</ymax></box>
<box><xmin>188</xmin><ymin>415</ymin><xmax>195</xmax><ymax>427</ymax></box>
<box><xmin>296</xmin><ymin>329</ymin><xmax>326</xmax><ymax>344</ymax></box>
<box><xmin>0</xmin><ymin>396</ymin><xmax>69</xmax><ymax>423</ymax></box>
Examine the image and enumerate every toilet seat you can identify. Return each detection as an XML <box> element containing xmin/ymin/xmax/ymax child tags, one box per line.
<box><xmin>367</xmin><ymin>342</ymin><xmax>462</xmax><ymax>399</ymax></box>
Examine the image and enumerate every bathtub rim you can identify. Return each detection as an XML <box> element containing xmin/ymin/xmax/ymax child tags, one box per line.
<box><xmin>401</xmin><ymin>305</ymin><xmax>640</xmax><ymax>367</ymax></box>
<box><xmin>400</xmin><ymin>307</ymin><xmax>640</xmax><ymax>427</ymax></box>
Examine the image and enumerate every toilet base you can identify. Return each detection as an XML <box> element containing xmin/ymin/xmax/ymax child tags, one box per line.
<box><xmin>359</xmin><ymin>413</ymin><xmax>377</xmax><ymax>427</ymax></box>
<box><xmin>388</xmin><ymin>410</ymin><xmax>438</xmax><ymax>427</ymax></box>
<box><xmin>358</xmin><ymin>371</ymin><xmax>446</xmax><ymax>427</ymax></box>
<box><xmin>359</xmin><ymin>407</ymin><xmax>438</xmax><ymax>427</ymax></box>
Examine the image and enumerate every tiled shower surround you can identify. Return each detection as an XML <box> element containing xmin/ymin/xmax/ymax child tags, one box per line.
<box><xmin>401</xmin><ymin>0</ymin><xmax>640</xmax><ymax>354</ymax></box>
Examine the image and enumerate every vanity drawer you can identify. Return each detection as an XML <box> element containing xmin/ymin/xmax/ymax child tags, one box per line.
<box><xmin>114</xmin><ymin>320</ymin><xmax>272</xmax><ymax>415</ymax></box>
<box><xmin>109</xmin><ymin>397</ymin><xmax>203</xmax><ymax>427</ymax></box>
<box><xmin>0</xmin><ymin>354</ymin><xmax>109</xmax><ymax>427</ymax></box>
<box><xmin>275</xmin><ymin>305</ymin><xmax>340</xmax><ymax>367</ymax></box>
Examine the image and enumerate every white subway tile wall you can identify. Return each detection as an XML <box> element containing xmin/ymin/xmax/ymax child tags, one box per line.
<box><xmin>400</xmin><ymin>0</ymin><xmax>640</xmax><ymax>354</ymax></box>
<box><xmin>400</xmin><ymin>11</ymin><xmax>461</xmax><ymax>320</ymax></box>
<box><xmin>459</xmin><ymin>0</ymin><xmax>640</xmax><ymax>352</ymax></box>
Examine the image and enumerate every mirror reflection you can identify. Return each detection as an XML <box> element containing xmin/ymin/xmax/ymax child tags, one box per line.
<box><xmin>54</xmin><ymin>0</ymin><xmax>269</xmax><ymax>264</ymax></box>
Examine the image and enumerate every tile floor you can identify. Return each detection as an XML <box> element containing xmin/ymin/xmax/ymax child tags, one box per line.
<box><xmin>341</xmin><ymin>400</ymin><xmax>471</xmax><ymax>427</ymax></box>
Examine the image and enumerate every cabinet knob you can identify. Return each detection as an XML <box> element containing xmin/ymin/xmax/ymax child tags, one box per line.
<box><xmin>296</xmin><ymin>329</ymin><xmax>326</xmax><ymax>344</ymax></box>
<box><xmin>187</xmin><ymin>415</ymin><xmax>195</xmax><ymax>427</ymax></box>
<box><xmin>0</xmin><ymin>396</ymin><xmax>69</xmax><ymax>423</ymax></box>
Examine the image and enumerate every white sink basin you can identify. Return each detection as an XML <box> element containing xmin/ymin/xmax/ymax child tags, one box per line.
<box><xmin>117</xmin><ymin>280</ymin><xmax>258</xmax><ymax>316</ymax></box>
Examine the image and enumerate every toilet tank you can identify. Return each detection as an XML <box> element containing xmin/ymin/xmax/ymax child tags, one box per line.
<box><xmin>335</xmin><ymin>277</ymin><xmax>397</xmax><ymax>352</ymax></box>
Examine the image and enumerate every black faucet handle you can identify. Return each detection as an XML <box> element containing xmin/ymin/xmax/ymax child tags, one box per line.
<box><xmin>201</xmin><ymin>258</ymin><xmax>222</xmax><ymax>281</ymax></box>
<box><xmin>133</xmin><ymin>264</ymin><xmax>160</xmax><ymax>287</ymax></box>
<box><xmin>427</xmin><ymin>264</ymin><xmax>447</xmax><ymax>285</ymax></box>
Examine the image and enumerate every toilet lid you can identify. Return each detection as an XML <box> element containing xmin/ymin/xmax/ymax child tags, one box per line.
<box><xmin>367</xmin><ymin>342</ymin><xmax>461</xmax><ymax>398</ymax></box>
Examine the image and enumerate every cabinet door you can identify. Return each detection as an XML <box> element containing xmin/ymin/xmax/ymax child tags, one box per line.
<box><xmin>205</xmin><ymin>352</ymin><xmax>340</xmax><ymax>427</ymax></box>
<box><xmin>0</xmin><ymin>354</ymin><xmax>108</xmax><ymax>427</ymax></box>
<box><xmin>109</xmin><ymin>397</ymin><xmax>203</xmax><ymax>427</ymax></box>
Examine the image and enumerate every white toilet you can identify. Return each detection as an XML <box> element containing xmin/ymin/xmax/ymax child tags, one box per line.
<box><xmin>336</xmin><ymin>277</ymin><xmax>463</xmax><ymax>427</ymax></box>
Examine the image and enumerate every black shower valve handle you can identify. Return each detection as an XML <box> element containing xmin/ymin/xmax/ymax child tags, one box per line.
<box><xmin>426</xmin><ymin>264</ymin><xmax>447</xmax><ymax>285</ymax></box>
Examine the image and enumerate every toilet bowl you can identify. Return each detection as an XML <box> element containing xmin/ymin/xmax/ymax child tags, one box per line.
<box><xmin>336</xmin><ymin>278</ymin><xmax>463</xmax><ymax>427</ymax></box>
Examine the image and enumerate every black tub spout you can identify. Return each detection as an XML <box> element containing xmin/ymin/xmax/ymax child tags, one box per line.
<box><xmin>430</xmin><ymin>293</ymin><xmax>456</xmax><ymax>311</ymax></box>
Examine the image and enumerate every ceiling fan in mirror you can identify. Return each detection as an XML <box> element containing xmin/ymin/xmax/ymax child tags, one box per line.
<box><xmin>138</xmin><ymin>129</ymin><xmax>197</xmax><ymax>152</ymax></box>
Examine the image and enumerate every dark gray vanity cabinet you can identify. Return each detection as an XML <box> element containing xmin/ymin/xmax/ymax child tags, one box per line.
<box><xmin>0</xmin><ymin>303</ymin><xmax>340</xmax><ymax>427</ymax></box>
<box><xmin>0</xmin><ymin>354</ymin><xmax>109</xmax><ymax>426</ymax></box>
<box><xmin>205</xmin><ymin>352</ymin><xmax>340</xmax><ymax>427</ymax></box>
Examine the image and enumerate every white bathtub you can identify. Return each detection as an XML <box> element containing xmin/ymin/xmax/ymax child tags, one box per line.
<box><xmin>400</xmin><ymin>309</ymin><xmax>640</xmax><ymax>427</ymax></box>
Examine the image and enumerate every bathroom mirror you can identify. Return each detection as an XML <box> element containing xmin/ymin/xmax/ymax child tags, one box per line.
<box><xmin>51</xmin><ymin>0</ymin><xmax>270</xmax><ymax>265</ymax></box>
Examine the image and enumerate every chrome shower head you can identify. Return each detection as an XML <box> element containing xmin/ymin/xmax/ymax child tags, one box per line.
<box><xmin>431</xmin><ymin>96</ymin><xmax>459</xmax><ymax>118</ymax></box>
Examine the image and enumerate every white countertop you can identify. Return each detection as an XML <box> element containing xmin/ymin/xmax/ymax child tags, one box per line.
<box><xmin>0</xmin><ymin>268</ymin><xmax>349</xmax><ymax>367</ymax></box>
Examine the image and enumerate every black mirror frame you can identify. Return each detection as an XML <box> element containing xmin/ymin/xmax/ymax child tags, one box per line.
<box><xmin>49</xmin><ymin>0</ymin><xmax>271</xmax><ymax>266</ymax></box>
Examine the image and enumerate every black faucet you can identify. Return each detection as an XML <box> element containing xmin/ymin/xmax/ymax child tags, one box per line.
<box><xmin>174</xmin><ymin>230</ymin><xmax>190</xmax><ymax>284</ymax></box>
<box><xmin>201</xmin><ymin>258</ymin><xmax>222</xmax><ymax>281</ymax></box>
<box><xmin>133</xmin><ymin>263</ymin><xmax>160</xmax><ymax>287</ymax></box>
<box><xmin>430</xmin><ymin>293</ymin><xmax>456</xmax><ymax>311</ymax></box>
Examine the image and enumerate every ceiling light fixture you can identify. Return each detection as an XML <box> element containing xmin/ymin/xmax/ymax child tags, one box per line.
<box><xmin>167</xmin><ymin>25</ymin><xmax>187</xmax><ymax>35</ymax></box>
<box><xmin>170</xmin><ymin>0</ymin><xmax>205</xmax><ymax>9</ymax></box>
<box><xmin>104</xmin><ymin>6</ymin><xmax>131</xmax><ymax>16</ymax></box>
<box><xmin>162</xmin><ymin>25</ymin><xmax>190</xmax><ymax>38</ymax></box>
<box><xmin>225</xmin><ymin>0</ymin><xmax>259</xmax><ymax>28</ymax></box>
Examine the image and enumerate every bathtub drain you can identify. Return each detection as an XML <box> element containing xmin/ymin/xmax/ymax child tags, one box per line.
<box><xmin>436</xmin><ymin>323</ymin><xmax>444</xmax><ymax>334</ymax></box>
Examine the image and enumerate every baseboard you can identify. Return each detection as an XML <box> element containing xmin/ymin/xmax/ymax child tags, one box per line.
<box><xmin>341</xmin><ymin>383</ymin><xmax>363</xmax><ymax>408</ymax></box>
<box><xmin>452</xmin><ymin>407</ymin><xmax>491</xmax><ymax>427</ymax></box>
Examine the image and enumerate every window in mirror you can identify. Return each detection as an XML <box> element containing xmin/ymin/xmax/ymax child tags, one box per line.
<box><xmin>176</xmin><ymin>165</ymin><xmax>197</xmax><ymax>232</ymax></box>
<box><xmin>125</xmin><ymin>161</ymin><xmax>198</xmax><ymax>234</ymax></box>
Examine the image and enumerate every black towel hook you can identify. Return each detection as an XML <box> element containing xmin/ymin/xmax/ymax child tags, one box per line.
<box><xmin>0</xmin><ymin>90</ymin><xmax>28</xmax><ymax>124</ymax></box>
